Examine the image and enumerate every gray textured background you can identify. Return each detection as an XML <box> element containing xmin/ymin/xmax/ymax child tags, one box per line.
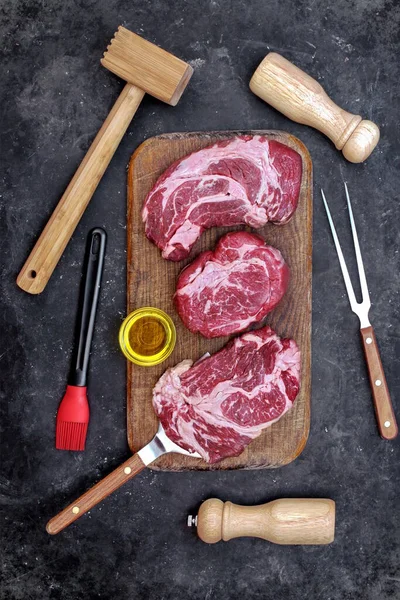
<box><xmin>1</xmin><ymin>1</ymin><xmax>399</xmax><ymax>599</ymax></box>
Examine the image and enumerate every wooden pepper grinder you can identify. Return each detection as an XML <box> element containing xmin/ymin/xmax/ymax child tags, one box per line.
<box><xmin>250</xmin><ymin>53</ymin><xmax>379</xmax><ymax>163</ymax></box>
<box><xmin>188</xmin><ymin>498</ymin><xmax>335</xmax><ymax>545</ymax></box>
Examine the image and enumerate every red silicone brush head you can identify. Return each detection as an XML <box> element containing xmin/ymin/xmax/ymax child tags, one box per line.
<box><xmin>56</xmin><ymin>385</ymin><xmax>90</xmax><ymax>451</ymax></box>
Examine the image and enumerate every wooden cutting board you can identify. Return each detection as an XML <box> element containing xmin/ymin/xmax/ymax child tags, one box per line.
<box><xmin>127</xmin><ymin>131</ymin><xmax>312</xmax><ymax>471</ymax></box>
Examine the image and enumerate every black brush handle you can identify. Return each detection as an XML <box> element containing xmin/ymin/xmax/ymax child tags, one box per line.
<box><xmin>69</xmin><ymin>228</ymin><xmax>107</xmax><ymax>387</ymax></box>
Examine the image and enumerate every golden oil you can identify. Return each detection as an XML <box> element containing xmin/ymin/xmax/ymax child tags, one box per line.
<box><xmin>119</xmin><ymin>307</ymin><xmax>176</xmax><ymax>367</ymax></box>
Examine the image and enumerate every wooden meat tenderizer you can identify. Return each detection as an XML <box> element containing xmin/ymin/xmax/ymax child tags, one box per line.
<box><xmin>250</xmin><ymin>53</ymin><xmax>379</xmax><ymax>163</ymax></box>
<box><xmin>17</xmin><ymin>27</ymin><xmax>193</xmax><ymax>294</ymax></box>
<box><xmin>189</xmin><ymin>498</ymin><xmax>335</xmax><ymax>545</ymax></box>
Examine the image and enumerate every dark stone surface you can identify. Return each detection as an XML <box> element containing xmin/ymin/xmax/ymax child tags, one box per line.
<box><xmin>1</xmin><ymin>0</ymin><xmax>399</xmax><ymax>598</ymax></box>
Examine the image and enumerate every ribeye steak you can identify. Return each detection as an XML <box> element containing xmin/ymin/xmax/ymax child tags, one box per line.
<box><xmin>174</xmin><ymin>231</ymin><xmax>289</xmax><ymax>338</ymax></box>
<box><xmin>152</xmin><ymin>326</ymin><xmax>300</xmax><ymax>463</ymax></box>
<box><xmin>142</xmin><ymin>135</ymin><xmax>302</xmax><ymax>260</ymax></box>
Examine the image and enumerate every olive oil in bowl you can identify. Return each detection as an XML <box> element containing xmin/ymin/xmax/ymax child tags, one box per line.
<box><xmin>119</xmin><ymin>307</ymin><xmax>176</xmax><ymax>366</ymax></box>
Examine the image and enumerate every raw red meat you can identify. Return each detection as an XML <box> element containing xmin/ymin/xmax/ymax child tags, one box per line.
<box><xmin>174</xmin><ymin>231</ymin><xmax>289</xmax><ymax>338</ymax></box>
<box><xmin>152</xmin><ymin>326</ymin><xmax>300</xmax><ymax>463</ymax></box>
<box><xmin>142</xmin><ymin>135</ymin><xmax>302</xmax><ymax>261</ymax></box>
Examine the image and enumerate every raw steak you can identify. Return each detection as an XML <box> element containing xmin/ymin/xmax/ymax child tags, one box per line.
<box><xmin>152</xmin><ymin>326</ymin><xmax>300</xmax><ymax>463</ymax></box>
<box><xmin>175</xmin><ymin>231</ymin><xmax>289</xmax><ymax>338</ymax></box>
<box><xmin>142</xmin><ymin>135</ymin><xmax>302</xmax><ymax>261</ymax></box>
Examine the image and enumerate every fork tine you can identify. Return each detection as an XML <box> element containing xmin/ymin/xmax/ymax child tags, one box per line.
<box><xmin>321</xmin><ymin>189</ymin><xmax>358</xmax><ymax>312</ymax></box>
<box><xmin>344</xmin><ymin>183</ymin><xmax>370</xmax><ymax>307</ymax></box>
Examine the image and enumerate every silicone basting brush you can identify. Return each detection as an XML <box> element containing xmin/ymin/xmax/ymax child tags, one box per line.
<box><xmin>56</xmin><ymin>228</ymin><xmax>107</xmax><ymax>450</ymax></box>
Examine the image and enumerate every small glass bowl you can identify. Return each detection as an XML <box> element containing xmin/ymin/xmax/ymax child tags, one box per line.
<box><xmin>119</xmin><ymin>307</ymin><xmax>176</xmax><ymax>367</ymax></box>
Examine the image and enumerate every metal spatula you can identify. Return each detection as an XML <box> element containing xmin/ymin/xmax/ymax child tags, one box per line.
<box><xmin>46</xmin><ymin>423</ymin><xmax>201</xmax><ymax>534</ymax></box>
<box><xmin>321</xmin><ymin>183</ymin><xmax>397</xmax><ymax>440</ymax></box>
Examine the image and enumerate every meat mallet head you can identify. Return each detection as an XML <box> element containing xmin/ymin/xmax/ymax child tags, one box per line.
<box><xmin>101</xmin><ymin>26</ymin><xmax>193</xmax><ymax>106</ymax></box>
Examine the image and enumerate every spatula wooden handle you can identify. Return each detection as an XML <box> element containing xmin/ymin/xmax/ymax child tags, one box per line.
<box><xmin>250</xmin><ymin>53</ymin><xmax>379</xmax><ymax>163</ymax></box>
<box><xmin>46</xmin><ymin>453</ymin><xmax>145</xmax><ymax>534</ymax></box>
<box><xmin>17</xmin><ymin>83</ymin><xmax>145</xmax><ymax>294</ymax></box>
<box><xmin>360</xmin><ymin>326</ymin><xmax>398</xmax><ymax>440</ymax></box>
<box><xmin>197</xmin><ymin>498</ymin><xmax>335</xmax><ymax>545</ymax></box>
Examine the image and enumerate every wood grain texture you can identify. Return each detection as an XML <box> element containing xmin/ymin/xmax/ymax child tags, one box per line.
<box><xmin>360</xmin><ymin>326</ymin><xmax>398</xmax><ymax>440</ymax></box>
<box><xmin>127</xmin><ymin>130</ymin><xmax>312</xmax><ymax>471</ymax></box>
<box><xmin>46</xmin><ymin>453</ymin><xmax>146</xmax><ymax>534</ymax></box>
<box><xmin>250</xmin><ymin>53</ymin><xmax>379</xmax><ymax>163</ymax></box>
<box><xmin>17</xmin><ymin>83</ymin><xmax>145</xmax><ymax>294</ymax></box>
<box><xmin>101</xmin><ymin>26</ymin><xmax>193</xmax><ymax>106</ymax></box>
<box><xmin>197</xmin><ymin>498</ymin><xmax>335</xmax><ymax>545</ymax></box>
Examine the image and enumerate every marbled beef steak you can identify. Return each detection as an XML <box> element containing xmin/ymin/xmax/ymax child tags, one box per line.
<box><xmin>142</xmin><ymin>135</ymin><xmax>302</xmax><ymax>260</ymax></box>
<box><xmin>174</xmin><ymin>231</ymin><xmax>289</xmax><ymax>338</ymax></box>
<box><xmin>152</xmin><ymin>326</ymin><xmax>301</xmax><ymax>463</ymax></box>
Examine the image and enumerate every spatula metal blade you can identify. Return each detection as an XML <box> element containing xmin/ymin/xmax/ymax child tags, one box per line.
<box><xmin>138</xmin><ymin>422</ymin><xmax>201</xmax><ymax>466</ymax></box>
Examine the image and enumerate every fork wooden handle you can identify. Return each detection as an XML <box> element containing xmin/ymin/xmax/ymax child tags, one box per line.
<box><xmin>360</xmin><ymin>326</ymin><xmax>398</xmax><ymax>440</ymax></box>
<box><xmin>46</xmin><ymin>453</ymin><xmax>146</xmax><ymax>534</ymax></box>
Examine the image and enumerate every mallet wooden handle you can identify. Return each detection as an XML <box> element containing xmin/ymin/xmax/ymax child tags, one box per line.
<box><xmin>17</xmin><ymin>83</ymin><xmax>144</xmax><ymax>294</ymax></box>
<box><xmin>46</xmin><ymin>453</ymin><xmax>146</xmax><ymax>534</ymax></box>
<box><xmin>361</xmin><ymin>326</ymin><xmax>398</xmax><ymax>440</ymax></box>
<box><xmin>196</xmin><ymin>498</ymin><xmax>335</xmax><ymax>545</ymax></box>
<box><xmin>250</xmin><ymin>53</ymin><xmax>379</xmax><ymax>163</ymax></box>
<box><xmin>17</xmin><ymin>27</ymin><xmax>192</xmax><ymax>294</ymax></box>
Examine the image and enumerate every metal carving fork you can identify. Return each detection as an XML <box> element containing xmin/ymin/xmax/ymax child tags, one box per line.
<box><xmin>321</xmin><ymin>184</ymin><xmax>397</xmax><ymax>440</ymax></box>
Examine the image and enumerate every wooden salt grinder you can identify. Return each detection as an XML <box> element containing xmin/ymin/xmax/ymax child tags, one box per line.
<box><xmin>191</xmin><ymin>498</ymin><xmax>335</xmax><ymax>545</ymax></box>
<box><xmin>250</xmin><ymin>53</ymin><xmax>379</xmax><ymax>163</ymax></box>
<box><xmin>17</xmin><ymin>27</ymin><xmax>193</xmax><ymax>294</ymax></box>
